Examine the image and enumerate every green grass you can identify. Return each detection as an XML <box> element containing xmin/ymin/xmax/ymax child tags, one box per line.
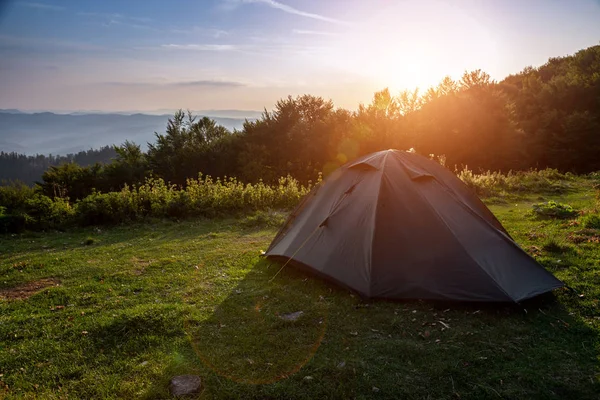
<box><xmin>1</xmin><ymin>181</ymin><xmax>599</xmax><ymax>399</ymax></box>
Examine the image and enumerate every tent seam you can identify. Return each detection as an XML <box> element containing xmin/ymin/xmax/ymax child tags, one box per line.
<box><xmin>368</xmin><ymin>150</ymin><xmax>390</xmax><ymax>297</ymax></box>
<box><xmin>433</xmin><ymin>180</ymin><xmax>564</xmax><ymax>287</ymax></box>
<box><xmin>404</xmin><ymin>152</ymin><xmax>510</xmax><ymax>236</ymax></box>
<box><xmin>413</xmin><ymin>181</ymin><xmax>516</xmax><ymax>302</ymax></box>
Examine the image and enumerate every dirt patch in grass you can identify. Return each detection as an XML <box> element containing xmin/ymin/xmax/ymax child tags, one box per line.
<box><xmin>131</xmin><ymin>256</ymin><xmax>156</xmax><ymax>275</ymax></box>
<box><xmin>567</xmin><ymin>229</ymin><xmax>600</xmax><ymax>244</ymax></box>
<box><xmin>0</xmin><ymin>278</ymin><xmax>60</xmax><ymax>300</ymax></box>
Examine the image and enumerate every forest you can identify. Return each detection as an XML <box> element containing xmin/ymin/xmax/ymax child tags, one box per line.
<box><xmin>2</xmin><ymin>45</ymin><xmax>599</xmax><ymax>194</ymax></box>
<box><xmin>0</xmin><ymin>45</ymin><xmax>599</xmax><ymax>231</ymax></box>
<box><xmin>0</xmin><ymin>147</ymin><xmax>116</xmax><ymax>185</ymax></box>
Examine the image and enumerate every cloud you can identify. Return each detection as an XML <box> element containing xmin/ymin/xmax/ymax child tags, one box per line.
<box><xmin>210</xmin><ymin>29</ymin><xmax>230</xmax><ymax>39</ymax></box>
<box><xmin>103</xmin><ymin>80</ymin><xmax>246</xmax><ymax>88</ymax></box>
<box><xmin>128</xmin><ymin>16</ymin><xmax>153</xmax><ymax>23</ymax></box>
<box><xmin>225</xmin><ymin>0</ymin><xmax>348</xmax><ymax>25</ymax></box>
<box><xmin>0</xmin><ymin>34</ymin><xmax>105</xmax><ymax>51</ymax></box>
<box><xmin>77</xmin><ymin>11</ymin><xmax>154</xmax><ymax>30</ymax></box>
<box><xmin>171</xmin><ymin>27</ymin><xmax>230</xmax><ymax>39</ymax></box>
<box><xmin>161</xmin><ymin>44</ymin><xmax>237</xmax><ymax>51</ymax></box>
<box><xmin>78</xmin><ymin>11</ymin><xmax>122</xmax><ymax>18</ymax></box>
<box><xmin>292</xmin><ymin>29</ymin><xmax>338</xmax><ymax>36</ymax></box>
<box><xmin>173</xmin><ymin>80</ymin><xmax>245</xmax><ymax>88</ymax></box>
<box><xmin>17</xmin><ymin>2</ymin><xmax>63</xmax><ymax>11</ymax></box>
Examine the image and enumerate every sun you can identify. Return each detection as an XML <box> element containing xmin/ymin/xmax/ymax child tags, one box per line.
<box><xmin>328</xmin><ymin>35</ymin><xmax>450</xmax><ymax>94</ymax></box>
<box><xmin>376</xmin><ymin>47</ymin><xmax>444</xmax><ymax>92</ymax></box>
<box><xmin>321</xmin><ymin>1</ymin><xmax>501</xmax><ymax>96</ymax></box>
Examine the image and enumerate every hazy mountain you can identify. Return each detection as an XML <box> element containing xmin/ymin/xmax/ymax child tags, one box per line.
<box><xmin>194</xmin><ymin>109</ymin><xmax>263</xmax><ymax>119</ymax></box>
<box><xmin>0</xmin><ymin>109</ymin><xmax>25</xmax><ymax>114</ymax></box>
<box><xmin>0</xmin><ymin>111</ymin><xmax>254</xmax><ymax>155</ymax></box>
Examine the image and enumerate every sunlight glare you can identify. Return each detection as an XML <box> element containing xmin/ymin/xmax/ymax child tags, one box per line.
<box><xmin>325</xmin><ymin>0</ymin><xmax>501</xmax><ymax>94</ymax></box>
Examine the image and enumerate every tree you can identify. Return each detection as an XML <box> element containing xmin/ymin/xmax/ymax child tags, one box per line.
<box><xmin>237</xmin><ymin>95</ymin><xmax>338</xmax><ymax>182</ymax></box>
<box><xmin>146</xmin><ymin>110</ymin><xmax>231</xmax><ymax>185</ymax></box>
<box><xmin>103</xmin><ymin>141</ymin><xmax>148</xmax><ymax>190</ymax></box>
<box><xmin>38</xmin><ymin>162</ymin><xmax>104</xmax><ymax>201</ymax></box>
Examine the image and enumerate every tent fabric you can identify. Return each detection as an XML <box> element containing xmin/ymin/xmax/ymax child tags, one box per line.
<box><xmin>266</xmin><ymin>149</ymin><xmax>563</xmax><ymax>302</ymax></box>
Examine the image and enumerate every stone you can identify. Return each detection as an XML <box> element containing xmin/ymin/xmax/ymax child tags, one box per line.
<box><xmin>170</xmin><ymin>375</ymin><xmax>201</xmax><ymax>397</ymax></box>
<box><xmin>280</xmin><ymin>311</ymin><xmax>303</xmax><ymax>321</ymax></box>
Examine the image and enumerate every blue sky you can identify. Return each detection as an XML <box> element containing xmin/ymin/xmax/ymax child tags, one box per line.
<box><xmin>0</xmin><ymin>0</ymin><xmax>599</xmax><ymax>113</ymax></box>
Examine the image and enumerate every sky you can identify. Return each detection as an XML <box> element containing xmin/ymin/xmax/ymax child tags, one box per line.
<box><xmin>0</xmin><ymin>0</ymin><xmax>599</xmax><ymax>113</ymax></box>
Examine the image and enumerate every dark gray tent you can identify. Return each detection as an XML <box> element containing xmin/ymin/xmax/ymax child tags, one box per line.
<box><xmin>266</xmin><ymin>149</ymin><xmax>563</xmax><ymax>302</ymax></box>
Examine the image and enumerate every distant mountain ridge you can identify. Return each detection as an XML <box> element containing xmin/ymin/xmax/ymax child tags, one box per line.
<box><xmin>0</xmin><ymin>108</ymin><xmax>263</xmax><ymax>118</ymax></box>
<box><xmin>0</xmin><ymin>110</ymin><xmax>257</xmax><ymax>155</ymax></box>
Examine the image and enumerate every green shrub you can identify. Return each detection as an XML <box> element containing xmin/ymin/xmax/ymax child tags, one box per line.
<box><xmin>75</xmin><ymin>190</ymin><xmax>138</xmax><ymax>226</ymax></box>
<box><xmin>24</xmin><ymin>194</ymin><xmax>75</xmax><ymax>230</ymax></box>
<box><xmin>0</xmin><ymin>214</ymin><xmax>27</xmax><ymax>234</ymax></box>
<box><xmin>69</xmin><ymin>175</ymin><xmax>311</xmax><ymax>228</ymax></box>
<box><xmin>532</xmin><ymin>200</ymin><xmax>579</xmax><ymax>219</ymax></box>
<box><xmin>581</xmin><ymin>214</ymin><xmax>600</xmax><ymax>229</ymax></box>
<box><xmin>0</xmin><ymin>202</ymin><xmax>27</xmax><ymax>233</ymax></box>
<box><xmin>165</xmin><ymin>190</ymin><xmax>192</xmax><ymax>219</ymax></box>
<box><xmin>458</xmin><ymin>168</ymin><xmax>571</xmax><ymax>197</ymax></box>
<box><xmin>0</xmin><ymin>183</ymin><xmax>36</xmax><ymax>212</ymax></box>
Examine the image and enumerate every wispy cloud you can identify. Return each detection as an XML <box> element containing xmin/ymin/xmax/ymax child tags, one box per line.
<box><xmin>161</xmin><ymin>44</ymin><xmax>237</xmax><ymax>51</ymax></box>
<box><xmin>77</xmin><ymin>11</ymin><xmax>154</xmax><ymax>30</ymax></box>
<box><xmin>171</xmin><ymin>27</ymin><xmax>230</xmax><ymax>39</ymax></box>
<box><xmin>128</xmin><ymin>16</ymin><xmax>153</xmax><ymax>24</ymax></box>
<box><xmin>0</xmin><ymin>34</ymin><xmax>105</xmax><ymax>51</ymax></box>
<box><xmin>292</xmin><ymin>29</ymin><xmax>338</xmax><ymax>36</ymax></box>
<box><xmin>103</xmin><ymin>80</ymin><xmax>245</xmax><ymax>88</ymax></box>
<box><xmin>225</xmin><ymin>0</ymin><xmax>348</xmax><ymax>25</ymax></box>
<box><xmin>17</xmin><ymin>2</ymin><xmax>64</xmax><ymax>11</ymax></box>
<box><xmin>174</xmin><ymin>80</ymin><xmax>245</xmax><ymax>88</ymax></box>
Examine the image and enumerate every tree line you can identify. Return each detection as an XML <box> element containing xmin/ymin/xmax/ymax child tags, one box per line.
<box><xmin>0</xmin><ymin>146</ymin><xmax>116</xmax><ymax>185</ymax></box>
<box><xmin>3</xmin><ymin>44</ymin><xmax>600</xmax><ymax>202</ymax></box>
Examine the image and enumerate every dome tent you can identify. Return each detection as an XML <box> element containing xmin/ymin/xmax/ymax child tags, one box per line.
<box><xmin>266</xmin><ymin>149</ymin><xmax>563</xmax><ymax>302</ymax></box>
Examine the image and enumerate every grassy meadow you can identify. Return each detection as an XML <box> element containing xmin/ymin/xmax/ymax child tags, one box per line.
<box><xmin>0</xmin><ymin>174</ymin><xmax>599</xmax><ymax>399</ymax></box>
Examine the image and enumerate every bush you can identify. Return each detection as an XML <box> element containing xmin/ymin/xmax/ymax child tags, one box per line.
<box><xmin>581</xmin><ymin>214</ymin><xmax>600</xmax><ymax>229</ymax></box>
<box><xmin>69</xmin><ymin>175</ymin><xmax>312</xmax><ymax>228</ymax></box>
<box><xmin>0</xmin><ymin>183</ymin><xmax>36</xmax><ymax>212</ymax></box>
<box><xmin>0</xmin><ymin>213</ymin><xmax>27</xmax><ymax>234</ymax></box>
<box><xmin>19</xmin><ymin>194</ymin><xmax>74</xmax><ymax>230</ymax></box>
<box><xmin>532</xmin><ymin>200</ymin><xmax>579</xmax><ymax>219</ymax></box>
<box><xmin>458</xmin><ymin>168</ymin><xmax>572</xmax><ymax>197</ymax></box>
<box><xmin>75</xmin><ymin>189</ymin><xmax>140</xmax><ymax>226</ymax></box>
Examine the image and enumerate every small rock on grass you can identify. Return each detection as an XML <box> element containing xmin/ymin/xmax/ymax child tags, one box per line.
<box><xmin>280</xmin><ymin>311</ymin><xmax>303</xmax><ymax>321</ymax></box>
<box><xmin>170</xmin><ymin>375</ymin><xmax>201</xmax><ymax>397</ymax></box>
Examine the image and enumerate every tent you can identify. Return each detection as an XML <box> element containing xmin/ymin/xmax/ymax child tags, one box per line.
<box><xmin>266</xmin><ymin>149</ymin><xmax>563</xmax><ymax>302</ymax></box>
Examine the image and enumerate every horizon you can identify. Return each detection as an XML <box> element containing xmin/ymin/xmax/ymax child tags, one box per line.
<box><xmin>0</xmin><ymin>107</ymin><xmax>263</xmax><ymax>116</ymax></box>
<box><xmin>1</xmin><ymin>0</ymin><xmax>600</xmax><ymax>113</ymax></box>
